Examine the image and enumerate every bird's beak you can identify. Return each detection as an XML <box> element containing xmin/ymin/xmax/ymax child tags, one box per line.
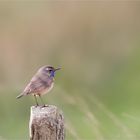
<box><xmin>55</xmin><ymin>68</ymin><xmax>61</xmax><ymax>71</ymax></box>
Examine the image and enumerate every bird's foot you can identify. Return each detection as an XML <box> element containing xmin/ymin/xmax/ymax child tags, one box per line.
<box><xmin>35</xmin><ymin>104</ymin><xmax>39</xmax><ymax>107</ymax></box>
<box><xmin>41</xmin><ymin>104</ymin><xmax>48</xmax><ymax>108</ymax></box>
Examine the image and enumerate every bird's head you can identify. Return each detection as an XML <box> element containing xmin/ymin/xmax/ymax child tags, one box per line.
<box><xmin>39</xmin><ymin>66</ymin><xmax>60</xmax><ymax>77</ymax></box>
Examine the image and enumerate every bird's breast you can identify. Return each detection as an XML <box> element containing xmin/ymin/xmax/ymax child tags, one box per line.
<box><xmin>41</xmin><ymin>82</ymin><xmax>54</xmax><ymax>95</ymax></box>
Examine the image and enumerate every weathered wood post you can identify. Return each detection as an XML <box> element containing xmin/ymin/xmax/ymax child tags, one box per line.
<box><xmin>29</xmin><ymin>105</ymin><xmax>64</xmax><ymax>140</ymax></box>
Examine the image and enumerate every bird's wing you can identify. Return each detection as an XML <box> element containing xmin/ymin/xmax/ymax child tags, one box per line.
<box><xmin>23</xmin><ymin>74</ymin><xmax>50</xmax><ymax>95</ymax></box>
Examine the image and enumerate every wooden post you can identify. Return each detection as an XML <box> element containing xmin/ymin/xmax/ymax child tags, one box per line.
<box><xmin>29</xmin><ymin>105</ymin><xmax>64</xmax><ymax>140</ymax></box>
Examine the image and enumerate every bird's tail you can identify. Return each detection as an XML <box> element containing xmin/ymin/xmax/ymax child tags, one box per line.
<box><xmin>16</xmin><ymin>93</ymin><xmax>24</xmax><ymax>99</ymax></box>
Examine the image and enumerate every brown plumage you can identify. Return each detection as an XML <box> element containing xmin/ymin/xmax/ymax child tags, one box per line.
<box><xmin>16</xmin><ymin>66</ymin><xmax>60</xmax><ymax>106</ymax></box>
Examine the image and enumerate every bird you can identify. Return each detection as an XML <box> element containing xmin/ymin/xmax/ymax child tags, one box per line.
<box><xmin>16</xmin><ymin>65</ymin><xmax>60</xmax><ymax>106</ymax></box>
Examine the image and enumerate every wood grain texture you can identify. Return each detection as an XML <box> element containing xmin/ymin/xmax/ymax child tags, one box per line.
<box><xmin>29</xmin><ymin>105</ymin><xmax>64</xmax><ymax>140</ymax></box>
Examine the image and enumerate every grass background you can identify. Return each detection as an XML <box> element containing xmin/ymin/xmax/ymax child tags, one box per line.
<box><xmin>0</xmin><ymin>1</ymin><xmax>140</xmax><ymax>140</ymax></box>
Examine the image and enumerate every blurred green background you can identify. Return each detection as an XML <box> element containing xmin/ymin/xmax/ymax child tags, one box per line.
<box><xmin>0</xmin><ymin>1</ymin><xmax>140</xmax><ymax>140</ymax></box>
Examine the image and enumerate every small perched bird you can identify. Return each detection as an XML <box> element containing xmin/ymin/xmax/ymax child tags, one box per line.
<box><xmin>16</xmin><ymin>66</ymin><xmax>60</xmax><ymax>106</ymax></box>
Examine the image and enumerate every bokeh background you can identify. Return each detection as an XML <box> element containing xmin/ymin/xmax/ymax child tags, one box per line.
<box><xmin>0</xmin><ymin>1</ymin><xmax>140</xmax><ymax>140</ymax></box>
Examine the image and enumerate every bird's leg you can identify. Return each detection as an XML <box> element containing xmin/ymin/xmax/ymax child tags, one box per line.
<box><xmin>39</xmin><ymin>95</ymin><xmax>46</xmax><ymax>107</ymax></box>
<box><xmin>34</xmin><ymin>95</ymin><xmax>39</xmax><ymax>106</ymax></box>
